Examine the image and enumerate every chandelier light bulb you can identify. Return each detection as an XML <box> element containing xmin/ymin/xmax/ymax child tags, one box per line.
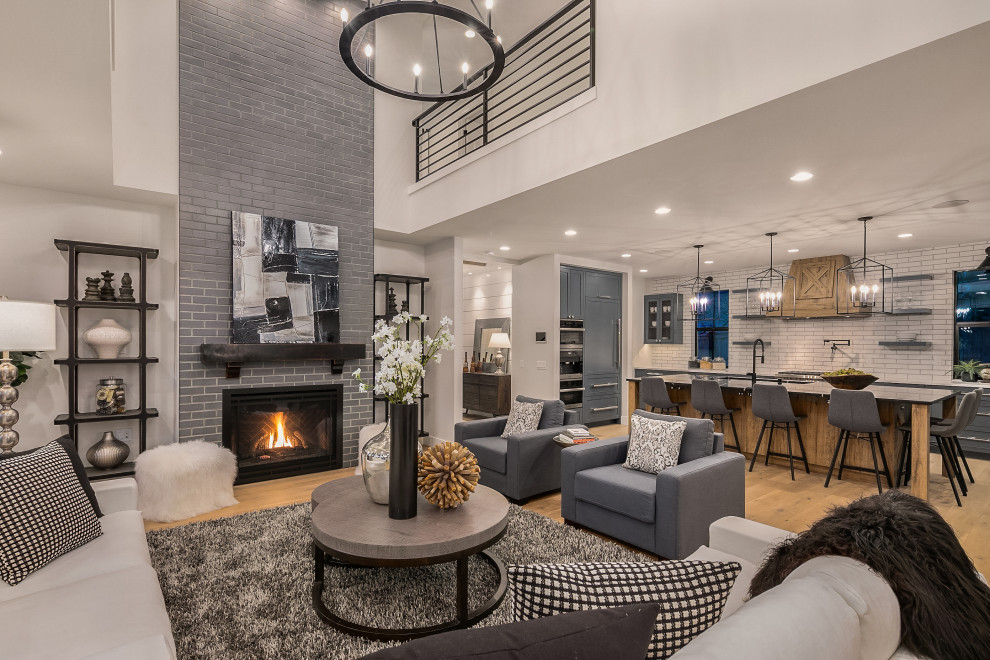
<box><xmin>462</xmin><ymin>62</ymin><xmax>470</xmax><ymax>74</ymax></box>
<box><xmin>340</xmin><ymin>8</ymin><xmax>348</xmax><ymax>24</ymax></box>
<box><xmin>486</xmin><ymin>0</ymin><xmax>493</xmax><ymax>9</ymax></box>
<box><xmin>465</xmin><ymin>29</ymin><xmax>476</xmax><ymax>38</ymax></box>
<box><xmin>413</xmin><ymin>63</ymin><xmax>422</xmax><ymax>77</ymax></box>
<box><xmin>364</xmin><ymin>44</ymin><xmax>373</xmax><ymax>58</ymax></box>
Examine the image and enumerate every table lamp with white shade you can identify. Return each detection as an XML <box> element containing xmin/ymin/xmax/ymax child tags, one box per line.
<box><xmin>488</xmin><ymin>332</ymin><xmax>511</xmax><ymax>375</ymax></box>
<box><xmin>0</xmin><ymin>298</ymin><xmax>58</xmax><ymax>453</ymax></box>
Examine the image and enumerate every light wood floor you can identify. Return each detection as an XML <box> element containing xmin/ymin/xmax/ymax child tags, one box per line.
<box><xmin>146</xmin><ymin>423</ymin><xmax>990</xmax><ymax>575</ymax></box>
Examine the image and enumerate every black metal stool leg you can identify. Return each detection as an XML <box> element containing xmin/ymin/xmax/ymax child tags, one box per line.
<box><xmin>875</xmin><ymin>432</ymin><xmax>893</xmax><ymax>488</ymax></box>
<box><xmin>794</xmin><ymin>421</ymin><xmax>810</xmax><ymax>473</ymax></box>
<box><xmin>867</xmin><ymin>433</ymin><xmax>883</xmax><ymax>495</ymax></box>
<box><xmin>837</xmin><ymin>431</ymin><xmax>851</xmax><ymax>480</ymax></box>
<box><xmin>765</xmin><ymin>424</ymin><xmax>775</xmax><ymax>466</ymax></box>
<box><xmin>785</xmin><ymin>424</ymin><xmax>796</xmax><ymax>481</ymax></box>
<box><xmin>749</xmin><ymin>421</ymin><xmax>767</xmax><ymax>472</ymax></box>
<box><xmin>945</xmin><ymin>438</ymin><xmax>968</xmax><ymax>496</ymax></box>
<box><xmin>728</xmin><ymin>413</ymin><xmax>740</xmax><ymax>451</ymax></box>
<box><xmin>936</xmin><ymin>436</ymin><xmax>962</xmax><ymax>507</ymax></box>
<box><xmin>952</xmin><ymin>436</ymin><xmax>975</xmax><ymax>484</ymax></box>
<box><xmin>824</xmin><ymin>430</ymin><xmax>845</xmax><ymax>488</ymax></box>
<box><xmin>895</xmin><ymin>431</ymin><xmax>909</xmax><ymax>488</ymax></box>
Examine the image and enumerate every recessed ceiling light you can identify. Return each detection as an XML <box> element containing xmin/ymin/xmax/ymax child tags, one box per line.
<box><xmin>485</xmin><ymin>273</ymin><xmax>491</xmax><ymax>277</ymax></box>
<box><xmin>654</xmin><ymin>206</ymin><xmax>671</xmax><ymax>215</ymax></box>
<box><xmin>790</xmin><ymin>171</ymin><xmax>814</xmax><ymax>182</ymax></box>
<box><xmin>465</xmin><ymin>29</ymin><xmax>476</xmax><ymax>38</ymax></box>
<box><xmin>564</xmin><ymin>230</ymin><xmax>577</xmax><ymax>236</ymax></box>
<box><xmin>499</xmin><ymin>246</ymin><xmax>510</xmax><ymax>251</ymax></box>
<box><xmin>704</xmin><ymin>260</ymin><xmax>714</xmax><ymax>264</ymax></box>
<box><xmin>932</xmin><ymin>199</ymin><xmax>969</xmax><ymax>208</ymax></box>
<box><xmin>639</xmin><ymin>269</ymin><xmax>649</xmax><ymax>273</ymax></box>
<box><xmin>898</xmin><ymin>233</ymin><xmax>913</xmax><ymax>238</ymax></box>
<box><xmin>621</xmin><ymin>253</ymin><xmax>632</xmax><ymax>258</ymax></box>
<box><xmin>467</xmin><ymin>272</ymin><xmax>473</xmax><ymax>275</ymax></box>
<box><xmin>496</xmin><ymin>266</ymin><xmax>502</xmax><ymax>270</ymax></box>
<box><xmin>787</xmin><ymin>248</ymin><xmax>799</xmax><ymax>253</ymax></box>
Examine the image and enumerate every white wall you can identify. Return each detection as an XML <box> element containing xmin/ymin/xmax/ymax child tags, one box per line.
<box><xmin>511</xmin><ymin>254</ymin><xmax>636</xmax><ymax>421</ymax></box>
<box><xmin>423</xmin><ymin>237</ymin><xmax>464</xmax><ymax>441</ymax></box>
<box><xmin>376</xmin><ymin>0</ymin><xmax>990</xmax><ymax>235</ymax></box>
<box><xmin>640</xmin><ymin>240</ymin><xmax>990</xmax><ymax>385</ymax></box>
<box><xmin>110</xmin><ymin>0</ymin><xmax>179</xmax><ymax>196</ymax></box>
<box><xmin>462</xmin><ymin>267</ymin><xmax>513</xmax><ymax>363</ymax></box>
<box><xmin>0</xmin><ymin>182</ymin><xmax>178</xmax><ymax>460</ymax></box>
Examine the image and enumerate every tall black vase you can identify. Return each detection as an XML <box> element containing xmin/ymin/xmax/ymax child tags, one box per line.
<box><xmin>388</xmin><ymin>402</ymin><xmax>419</xmax><ymax>520</ymax></box>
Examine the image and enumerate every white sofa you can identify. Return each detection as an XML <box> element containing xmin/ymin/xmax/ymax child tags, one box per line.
<box><xmin>0</xmin><ymin>478</ymin><xmax>175</xmax><ymax>660</ymax></box>
<box><xmin>674</xmin><ymin>516</ymin><xmax>916</xmax><ymax>660</ymax></box>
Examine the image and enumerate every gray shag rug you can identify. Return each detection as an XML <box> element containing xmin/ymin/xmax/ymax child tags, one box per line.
<box><xmin>147</xmin><ymin>503</ymin><xmax>652</xmax><ymax>659</ymax></box>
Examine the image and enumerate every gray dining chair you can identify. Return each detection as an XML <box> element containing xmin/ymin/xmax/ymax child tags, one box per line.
<box><xmin>749</xmin><ymin>383</ymin><xmax>809</xmax><ymax>480</ymax></box>
<box><xmin>929</xmin><ymin>389</ymin><xmax>981</xmax><ymax>506</ymax></box>
<box><xmin>825</xmin><ymin>389</ymin><xmax>891</xmax><ymax>495</ymax></box>
<box><xmin>641</xmin><ymin>377</ymin><xmax>680</xmax><ymax>415</ymax></box>
<box><xmin>896</xmin><ymin>388</ymin><xmax>981</xmax><ymax>507</ymax></box>
<box><xmin>691</xmin><ymin>379</ymin><xmax>740</xmax><ymax>451</ymax></box>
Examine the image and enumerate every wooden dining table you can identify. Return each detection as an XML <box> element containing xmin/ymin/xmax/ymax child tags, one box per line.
<box><xmin>627</xmin><ymin>374</ymin><xmax>958</xmax><ymax>501</ymax></box>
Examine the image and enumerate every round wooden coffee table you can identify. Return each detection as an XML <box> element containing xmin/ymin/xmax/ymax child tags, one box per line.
<box><xmin>310</xmin><ymin>476</ymin><xmax>509</xmax><ymax>641</ymax></box>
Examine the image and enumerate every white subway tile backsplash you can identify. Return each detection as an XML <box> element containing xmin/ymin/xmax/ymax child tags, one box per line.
<box><xmin>647</xmin><ymin>239</ymin><xmax>989</xmax><ymax>385</ymax></box>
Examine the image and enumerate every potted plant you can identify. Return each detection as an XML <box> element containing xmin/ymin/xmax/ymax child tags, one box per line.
<box><xmin>952</xmin><ymin>359</ymin><xmax>983</xmax><ymax>382</ymax></box>
<box><xmin>352</xmin><ymin>313</ymin><xmax>454</xmax><ymax>519</ymax></box>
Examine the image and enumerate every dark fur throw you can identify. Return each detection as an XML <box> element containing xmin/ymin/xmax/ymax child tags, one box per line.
<box><xmin>749</xmin><ymin>491</ymin><xmax>990</xmax><ymax>660</ymax></box>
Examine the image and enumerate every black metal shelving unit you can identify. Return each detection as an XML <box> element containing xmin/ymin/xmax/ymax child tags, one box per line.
<box><xmin>53</xmin><ymin>239</ymin><xmax>159</xmax><ymax>479</ymax></box>
<box><xmin>373</xmin><ymin>273</ymin><xmax>430</xmax><ymax>438</ymax></box>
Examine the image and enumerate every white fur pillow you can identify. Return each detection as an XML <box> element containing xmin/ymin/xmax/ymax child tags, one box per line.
<box><xmin>136</xmin><ymin>441</ymin><xmax>238</xmax><ymax>523</ymax></box>
<box><xmin>623</xmin><ymin>415</ymin><xmax>685</xmax><ymax>474</ymax></box>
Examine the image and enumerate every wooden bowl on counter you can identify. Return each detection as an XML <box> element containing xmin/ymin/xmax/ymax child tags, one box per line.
<box><xmin>820</xmin><ymin>374</ymin><xmax>879</xmax><ymax>390</ymax></box>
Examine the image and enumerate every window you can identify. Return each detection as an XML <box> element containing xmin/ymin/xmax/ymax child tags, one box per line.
<box><xmin>695</xmin><ymin>290</ymin><xmax>729</xmax><ymax>365</ymax></box>
<box><xmin>955</xmin><ymin>270</ymin><xmax>990</xmax><ymax>363</ymax></box>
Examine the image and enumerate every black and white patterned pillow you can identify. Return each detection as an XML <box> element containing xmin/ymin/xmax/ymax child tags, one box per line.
<box><xmin>502</xmin><ymin>399</ymin><xmax>544</xmax><ymax>438</ymax></box>
<box><xmin>509</xmin><ymin>560</ymin><xmax>741</xmax><ymax>659</ymax></box>
<box><xmin>0</xmin><ymin>441</ymin><xmax>103</xmax><ymax>585</ymax></box>
<box><xmin>624</xmin><ymin>414</ymin><xmax>686</xmax><ymax>473</ymax></box>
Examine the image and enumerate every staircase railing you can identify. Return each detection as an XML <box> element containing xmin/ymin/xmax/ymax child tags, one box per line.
<box><xmin>412</xmin><ymin>0</ymin><xmax>595</xmax><ymax>181</ymax></box>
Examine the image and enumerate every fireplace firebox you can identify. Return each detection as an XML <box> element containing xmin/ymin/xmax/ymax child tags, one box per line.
<box><xmin>222</xmin><ymin>385</ymin><xmax>343</xmax><ymax>484</ymax></box>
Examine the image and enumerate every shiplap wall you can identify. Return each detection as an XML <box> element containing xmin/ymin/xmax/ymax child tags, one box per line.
<box><xmin>646</xmin><ymin>240</ymin><xmax>990</xmax><ymax>385</ymax></box>
<box><xmin>462</xmin><ymin>268</ymin><xmax>513</xmax><ymax>364</ymax></box>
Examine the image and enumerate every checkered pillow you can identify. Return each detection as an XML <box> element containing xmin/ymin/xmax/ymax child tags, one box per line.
<box><xmin>509</xmin><ymin>560</ymin><xmax>741</xmax><ymax>659</ymax></box>
<box><xmin>0</xmin><ymin>441</ymin><xmax>103</xmax><ymax>585</ymax></box>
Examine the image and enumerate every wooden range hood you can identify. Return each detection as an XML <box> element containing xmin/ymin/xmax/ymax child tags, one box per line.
<box><xmin>774</xmin><ymin>254</ymin><xmax>868</xmax><ymax>319</ymax></box>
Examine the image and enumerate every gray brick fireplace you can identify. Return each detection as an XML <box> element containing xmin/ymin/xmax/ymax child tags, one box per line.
<box><xmin>178</xmin><ymin>0</ymin><xmax>373</xmax><ymax>466</ymax></box>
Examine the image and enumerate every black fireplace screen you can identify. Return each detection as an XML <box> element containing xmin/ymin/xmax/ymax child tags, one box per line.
<box><xmin>222</xmin><ymin>385</ymin><xmax>343</xmax><ymax>480</ymax></box>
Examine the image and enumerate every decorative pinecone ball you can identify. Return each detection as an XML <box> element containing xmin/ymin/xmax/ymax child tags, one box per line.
<box><xmin>417</xmin><ymin>441</ymin><xmax>481</xmax><ymax>509</ymax></box>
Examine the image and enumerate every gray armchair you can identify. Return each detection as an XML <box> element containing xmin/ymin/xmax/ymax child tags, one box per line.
<box><xmin>455</xmin><ymin>396</ymin><xmax>580</xmax><ymax>502</ymax></box>
<box><xmin>561</xmin><ymin>410</ymin><xmax>745</xmax><ymax>559</ymax></box>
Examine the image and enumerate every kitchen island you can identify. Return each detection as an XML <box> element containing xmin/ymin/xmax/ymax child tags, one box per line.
<box><xmin>626</xmin><ymin>375</ymin><xmax>958</xmax><ymax>501</ymax></box>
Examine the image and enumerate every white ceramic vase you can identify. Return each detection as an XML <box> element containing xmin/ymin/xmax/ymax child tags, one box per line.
<box><xmin>83</xmin><ymin>319</ymin><xmax>132</xmax><ymax>359</ymax></box>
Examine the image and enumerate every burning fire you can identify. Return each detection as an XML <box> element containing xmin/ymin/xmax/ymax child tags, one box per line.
<box><xmin>267</xmin><ymin>412</ymin><xmax>294</xmax><ymax>449</ymax></box>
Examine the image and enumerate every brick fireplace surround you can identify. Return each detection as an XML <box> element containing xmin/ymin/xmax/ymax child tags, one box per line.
<box><xmin>178</xmin><ymin>0</ymin><xmax>373</xmax><ymax>467</ymax></box>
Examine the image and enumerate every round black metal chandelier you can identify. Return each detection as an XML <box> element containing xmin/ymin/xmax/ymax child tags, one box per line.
<box><xmin>339</xmin><ymin>1</ymin><xmax>506</xmax><ymax>102</ymax></box>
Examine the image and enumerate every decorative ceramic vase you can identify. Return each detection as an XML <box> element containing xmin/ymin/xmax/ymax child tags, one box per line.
<box><xmin>388</xmin><ymin>402</ymin><xmax>420</xmax><ymax>520</ymax></box>
<box><xmin>360</xmin><ymin>425</ymin><xmax>391</xmax><ymax>505</ymax></box>
<box><xmin>86</xmin><ymin>431</ymin><xmax>130</xmax><ymax>469</ymax></box>
<box><xmin>82</xmin><ymin>319</ymin><xmax>132</xmax><ymax>359</ymax></box>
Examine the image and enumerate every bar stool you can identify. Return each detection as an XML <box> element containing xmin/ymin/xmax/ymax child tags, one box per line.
<box><xmin>641</xmin><ymin>377</ymin><xmax>680</xmax><ymax>415</ymax></box>
<box><xmin>895</xmin><ymin>389</ymin><xmax>980</xmax><ymax>506</ymax></box>
<box><xmin>691</xmin><ymin>379</ymin><xmax>740</xmax><ymax>451</ymax></box>
<box><xmin>749</xmin><ymin>384</ymin><xmax>810</xmax><ymax>480</ymax></box>
<box><xmin>825</xmin><ymin>389</ymin><xmax>892</xmax><ymax>495</ymax></box>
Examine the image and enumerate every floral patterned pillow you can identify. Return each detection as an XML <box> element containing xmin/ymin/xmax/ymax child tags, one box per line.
<box><xmin>501</xmin><ymin>400</ymin><xmax>545</xmax><ymax>438</ymax></box>
<box><xmin>623</xmin><ymin>414</ymin><xmax>686</xmax><ymax>474</ymax></box>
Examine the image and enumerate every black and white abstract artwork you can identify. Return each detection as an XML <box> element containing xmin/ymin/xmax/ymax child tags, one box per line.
<box><xmin>231</xmin><ymin>212</ymin><xmax>340</xmax><ymax>344</ymax></box>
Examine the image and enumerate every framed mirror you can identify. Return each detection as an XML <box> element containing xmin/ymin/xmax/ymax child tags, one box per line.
<box><xmin>473</xmin><ymin>317</ymin><xmax>511</xmax><ymax>373</ymax></box>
